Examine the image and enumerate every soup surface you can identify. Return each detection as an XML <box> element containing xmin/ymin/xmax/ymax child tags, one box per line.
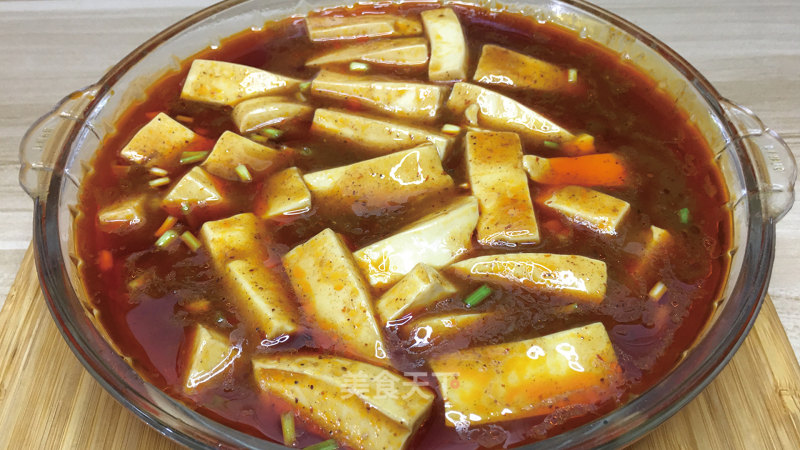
<box><xmin>76</xmin><ymin>2</ymin><xmax>731</xmax><ymax>448</ymax></box>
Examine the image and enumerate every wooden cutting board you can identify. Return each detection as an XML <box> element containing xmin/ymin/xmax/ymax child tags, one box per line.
<box><xmin>1</xmin><ymin>246</ymin><xmax>799</xmax><ymax>449</ymax></box>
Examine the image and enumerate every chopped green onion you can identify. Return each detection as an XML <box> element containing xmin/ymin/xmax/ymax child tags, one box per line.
<box><xmin>249</xmin><ymin>133</ymin><xmax>269</xmax><ymax>143</ymax></box>
<box><xmin>349</xmin><ymin>61</ymin><xmax>370</xmax><ymax>72</ymax></box>
<box><xmin>568</xmin><ymin>68</ymin><xmax>578</xmax><ymax>83</ymax></box>
<box><xmin>543</xmin><ymin>140</ymin><xmax>560</xmax><ymax>149</ymax></box>
<box><xmin>300</xmin><ymin>146</ymin><xmax>313</xmax><ymax>156</ymax></box>
<box><xmin>648</xmin><ymin>281</ymin><xmax>667</xmax><ymax>301</ymax></box>
<box><xmin>464</xmin><ymin>284</ymin><xmax>492</xmax><ymax>307</ymax></box>
<box><xmin>181</xmin><ymin>231</ymin><xmax>202</xmax><ymax>252</ymax></box>
<box><xmin>155</xmin><ymin>229</ymin><xmax>179</xmax><ymax>248</ymax></box>
<box><xmin>149</xmin><ymin>167</ymin><xmax>168</xmax><ymax>176</ymax></box>
<box><xmin>441</xmin><ymin>124</ymin><xmax>461</xmax><ymax>135</ymax></box>
<box><xmin>303</xmin><ymin>439</ymin><xmax>338</xmax><ymax>450</ymax></box>
<box><xmin>259</xmin><ymin>127</ymin><xmax>284</xmax><ymax>139</ymax></box>
<box><xmin>179</xmin><ymin>151</ymin><xmax>209</xmax><ymax>165</ymax></box>
<box><xmin>281</xmin><ymin>412</ymin><xmax>296</xmax><ymax>446</ymax></box>
<box><xmin>299</xmin><ymin>81</ymin><xmax>311</xmax><ymax>93</ymax></box>
<box><xmin>677</xmin><ymin>207</ymin><xmax>690</xmax><ymax>224</ymax></box>
<box><xmin>235</xmin><ymin>164</ymin><xmax>252</xmax><ymax>182</ymax></box>
<box><xmin>175</xmin><ymin>114</ymin><xmax>194</xmax><ymax>124</ymax></box>
<box><xmin>148</xmin><ymin>177</ymin><xmax>171</xmax><ymax>187</ymax></box>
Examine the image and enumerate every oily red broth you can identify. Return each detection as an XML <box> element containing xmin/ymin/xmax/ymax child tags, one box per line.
<box><xmin>75</xmin><ymin>2</ymin><xmax>730</xmax><ymax>448</ymax></box>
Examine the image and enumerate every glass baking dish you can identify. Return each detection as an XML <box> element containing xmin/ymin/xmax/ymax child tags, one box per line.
<box><xmin>18</xmin><ymin>0</ymin><xmax>797</xmax><ymax>448</ymax></box>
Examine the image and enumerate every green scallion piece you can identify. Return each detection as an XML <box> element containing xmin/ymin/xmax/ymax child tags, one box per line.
<box><xmin>149</xmin><ymin>166</ymin><xmax>168</xmax><ymax>176</ymax></box>
<box><xmin>303</xmin><ymin>439</ymin><xmax>338</xmax><ymax>450</ymax></box>
<box><xmin>441</xmin><ymin>124</ymin><xmax>461</xmax><ymax>135</ymax></box>
<box><xmin>299</xmin><ymin>81</ymin><xmax>311</xmax><ymax>93</ymax></box>
<box><xmin>259</xmin><ymin>127</ymin><xmax>284</xmax><ymax>139</ymax></box>
<box><xmin>181</xmin><ymin>231</ymin><xmax>202</xmax><ymax>252</ymax></box>
<box><xmin>235</xmin><ymin>164</ymin><xmax>252</xmax><ymax>182</ymax></box>
<box><xmin>249</xmin><ymin>133</ymin><xmax>269</xmax><ymax>143</ymax></box>
<box><xmin>678</xmin><ymin>207</ymin><xmax>690</xmax><ymax>224</ymax></box>
<box><xmin>281</xmin><ymin>412</ymin><xmax>296</xmax><ymax>446</ymax></box>
<box><xmin>349</xmin><ymin>61</ymin><xmax>370</xmax><ymax>72</ymax></box>
<box><xmin>464</xmin><ymin>284</ymin><xmax>492</xmax><ymax>308</ymax></box>
<box><xmin>568</xmin><ymin>68</ymin><xmax>578</xmax><ymax>83</ymax></box>
<box><xmin>543</xmin><ymin>140</ymin><xmax>560</xmax><ymax>149</ymax></box>
<box><xmin>156</xmin><ymin>229</ymin><xmax>179</xmax><ymax>248</ymax></box>
<box><xmin>179</xmin><ymin>151</ymin><xmax>209</xmax><ymax>165</ymax></box>
<box><xmin>148</xmin><ymin>176</ymin><xmax>171</xmax><ymax>187</ymax></box>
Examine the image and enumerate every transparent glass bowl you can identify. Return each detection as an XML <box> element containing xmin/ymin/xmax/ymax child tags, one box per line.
<box><xmin>18</xmin><ymin>0</ymin><xmax>797</xmax><ymax>448</ymax></box>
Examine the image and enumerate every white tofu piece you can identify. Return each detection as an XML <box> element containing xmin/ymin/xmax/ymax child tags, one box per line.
<box><xmin>302</xmin><ymin>144</ymin><xmax>454</xmax><ymax>217</ymax></box>
<box><xmin>282</xmin><ymin>229</ymin><xmax>389</xmax><ymax>366</ymax></box>
<box><xmin>253</xmin><ymin>354</ymin><xmax>434</xmax><ymax>429</ymax></box>
<box><xmin>200</xmin><ymin>212</ymin><xmax>265</xmax><ymax>264</ymax></box>
<box><xmin>421</xmin><ymin>8</ymin><xmax>468</xmax><ymax>81</ymax></box>
<box><xmin>231</xmin><ymin>96</ymin><xmax>314</xmax><ymax>133</ymax></box>
<box><xmin>255</xmin><ymin>167</ymin><xmax>312</xmax><ymax>220</ymax></box>
<box><xmin>447</xmin><ymin>82</ymin><xmax>575</xmax><ymax>144</ymax></box>
<box><xmin>305</xmin><ymin>14</ymin><xmax>423</xmax><ymax>42</ymax></box>
<box><xmin>120</xmin><ymin>113</ymin><xmax>197</xmax><ymax>170</ymax></box>
<box><xmin>473</xmin><ymin>44</ymin><xmax>569</xmax><ymax>91</ymax></box>
<box><xmin>161</xmin><ymin>167</ymin><xmax>228</xmax><ymax>213</ymax></box>
<box><xmin>631</xmin><ymin>225</ymin><xmax>673</xmax><ymax>281</ymax></box>
<box><xmin>97</xmin><ymin>194</ymin><xmax>149</xmax><ymax>234</ymax></box>
<box><xmin>184</xmin><ymin>325</ymin><xmax>240</xmax><ymax>392</ymax></box>
<box><xmin>311</xmin><ymin>70</ymin><xmax>445</xmax><ymax>124</ymax></box>
<box><xmin>311</xmin><ymin>108</ymin><xmax>454</xmax><ymax>159</ymax></box>
<box><xmin>448</xmin><ymin>253</ymin><xmax>607</xmax><ymax>304</ymax></box>
<box><xmin>201</xmin><ymin>131</ymin><xmax>286</xmax><ymax>181</ymax></box>
<box><xmin>376</xmin><ymin>263</ymin><xmax>457</xmax><ymax>324</ymax></box>
<box><xmin>354</xmin><ymin>196</ymin><xmax>479</xmax><ymax>289</ymax></box>
<box><xmin>465</xmin><ymin>131</ymin><xmax>540</xmax><ymax>246</ymax></box>
<box><xmin>544</xmin><ymin>185</ymin><xmax>631</xmax><ymax>235</ymax></box>
<box><xmin>180</xmin><ymin>59</ymin><xmax>302</xmax><ymax>107</ymax></box>
<box><xmin>401</xmin><ymin>311</ymin><xmax>492</xmax><ymax>348</ymax></box>
<box><xmin>429</xmin><ymin>322</ymin><xmax>621</xmax><ymax>426</ymax></box>
<box><xmin>306</xmin><ymin>37</ymin><xmax>428</xmax><ymax>68</ymax></box>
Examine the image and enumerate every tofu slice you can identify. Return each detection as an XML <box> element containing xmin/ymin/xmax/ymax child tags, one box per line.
<box><xmin>429</xmin><ymin>322</ymin><xmax>622</xmax><ymax>426</ymax></box>
<box><xmin>543</xmin><ymin>185</ymin><xmax>631</xmax><ymax>235</ymax></box>
<box><xmin>376</xmin><ymin>263</ymin><xmax>457</xmax><ymax>324</ymax></box>
<box><xmin>401</xmin><ymin>311</ymin><xmax>492</xmax><ymax>347</ymax></box>
<box><xmin>447</xmin><ymin>82</ymin><xmax>575</xmax><ymax>144</ymax></box>
<box><xmin>473</xmin><ymin>44</ymin><xmax>569</xmax><ymax>91</ymax></box>
<box><xmin>253</xmin><ymin>354</ymin><xmax>434</xmax><ymax>430</ymax></box>
<box><xmin>354</xmin><ymin>196</ymin><xmax>479</xmax><ymax>289</ymax></box>
<box><xmin>282</xmin><ymin>229</ymin><xmax>389</xmax><ymax>365</ymax></box>
<box><xmin>184</xmin><ymin>325</ymin><xmax>240</xmax><ymax>392</ymax></box>
<box><xmin>200</xmin><ymin>213</ymin><xmax>299</xmax><ymax>339</ymax></box>
<box><xmin>311</xmin><ymin>70</ymin><xmax>445</xmax><ymax>123</ymax></box>
<box><xmin>448</xmin><ymin>253</ymin><xmax>607</xmax><ymax>304</ymax></box>
<box><xmin>631</xmin><ymin>225</ymin><xmax>673</xmax><ymax>282</ymax></box>
<box><xmin>311</xmin><ymin>108</ymin><xmax>454</xmax><ymax>159</ymax></box>
<box><xmin>231</xmin><ymin>96</ymin><xmax>314</xmax><ymax>133</ymax></box>
<box><xmin>305</xmin><ymin>14</ymin><xmax>423</xmax><ymax>42</ymax></box>
<box><xmin>303</xmin><ymin>144</ymin><xmax>454</xmax><ymax>217</ymax></box>
<box><xmin>255</xmin><ymin>167</ymin><xmax>312</xmax><ymax>220</ymax></box>
<box><xmin>161</xmin><ymin>167</ymin><xmax>228</xmax><ymax>216</ymax></box>
<box><xmin>465</xmin><ymin>131</ymin><xmax>540</xmax><ymax>246</ymax></box>
<box><xmin>421</xmin><ymin>8</ymin><xmax>468</xmax><ymax>81</ymax></box>
<box><xmin>180</xmin><ymin>59</ymin><xmax>302</xmax><ymax>107</ymax></box>
<box><xmin>306</xmin><ymin>37</ymin><xmax>428</xmax><ymax>68</ymax></box>
<box><xmin>201</xmin><ymin>130</ymin><xmax>286</xmax><ymax>181</ymax></box>
<box><xmin>97</xmin><ymin>194</ymin><xmax>149</xmax><ymax>234</ymax></box>
<box><xmin>120</xmin><ymin>113</ymin><xmax>197</xmax><ymax>170</ymax></box>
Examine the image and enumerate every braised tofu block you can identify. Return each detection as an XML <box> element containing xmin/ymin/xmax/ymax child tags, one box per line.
<box><xmin>255</xmin><ymin>167</ymin><xmax>312</xmax><ymax>220</ymax></box>
<box><xmin>449</xmin><ymin>253</ymin><xmax>607</xmax><ymax>304</ymax></box>
<box><xmin>181</xmin><ymin>59</ymin><xmax>302</xmax><ymax>107</ymax></box>
<box><xmin>231</xmin><ymin>96</ymin><xmax>314</xmax><ymax>133</ymax></box>
<box><xmin>120</xmin><ymin>113</ymin><xmax>197</xmax><ymax>170</ymax></box>
<box><xmin>465</xmin><ymin>131</ymin><xmax>540</xmax><ymax>246</ymax></box>
<box><xmin>184</xmin><ymin>325</ymin><xmax>240</xmax><ymax>392</ymax></box>
<box><xmin>429</xmin><ymin>322</ymin><xmax>621</xmax><ymax>426</ymax></box>
<box><xmin>306</xmin><ymin>14</ymin><xmax>423</xmax><ymax>42</ymax></box>
<box><xmin>376</xmin><ymin>263</ymin><xmax>457</xmax><ymax>324</ymax></box>
<box><xmin>200</xmin><ymin>212</ymin><xmax>265</xmax><ymax>264</ymax></box>
<box><xmin>303</xmin><ymin>144</ymin><xmax>454</xmax><ymax>216</ymax></box>
<box><xmin>311</xmin><ymin>108</ymin><xmax>454</xmax><ymax>159</ymax></box>
<box><xmin>311</xmin><ymin>70</ymin><xmax>445</xmax><ymax>124</ymax></box>
<box><xmin>474</xmin><ymin>44</ymin><xmax>569</xmax><ymax>91</ymax></box>
<box><xmin>523</xmin><ymin>153</ymin><xmax>628</xmax><ymax>187</ymax></box>
<box><xmin>354</xmin><ymin>196</ymin><xmax>479</xmax><ymax>289</ymax></box>
<box><xmin>631</xmin><ymin>225</ymin><xmax>674</xmax><ymax>281</ymax></box>
<box><xmin>282</xmin><ymin>229</ymin><xmax>389</xmax><ymax>365</ymax></box>
<box><xmin>201</xmin><ymin>131</ymin><xmax>286</xmax><ymax>181</ymax></box>
<box><xmin>97</xmin><ymin>194</ymin><xmax>149</xmax><ymax>234</ymax></box>
<box><xmin>306</xmin><ymin>37</ymin><xmax>428</xmax><ymax>68</ymax></box>
<box><xmin>544</xmin><ymin>185</ymin><xmax>631</xmax><ymax>235</ymax></box>
<box><xmin>401</xmin><ymin>311</ymin><xmax>492</xmax><ymax>348</ymax></box>
<box><xmin>253</xmin><ymin>354</ymin><xmax>434</xmax><ymax>429</ymax></box>
<box><xmin>161</xmin><ymin>167</ymin><xmax>228</xmax><ymax>215</ymax></box>
<box><xmin>420</xmin><ymin>8</ymin><xmax>468</xmax><ymax>81</ymax></box>
<box><xmin>447</xmin><ymin>82</ymin><xmax>575</xmax><ymax>144</ymax></box>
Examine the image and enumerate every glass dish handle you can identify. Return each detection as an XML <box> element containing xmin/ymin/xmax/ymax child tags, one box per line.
<box><xmin>721</xmin><ymin>99</ymin><xmax>797</xmax><ymax>222</ymax></box>
<box><xmin>19</xmin><ymin>86</ymin><xmax>100</xmax><ymax>200</ymax></box>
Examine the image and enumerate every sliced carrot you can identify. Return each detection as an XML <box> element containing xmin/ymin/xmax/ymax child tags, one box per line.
<box><xmin>184</xmin><ymin>299</ymin><xmax>212</xmax><ymax>314</ymax></box>
<box><xmin>561</xmin><ymin>133</ymin><xmax>595</xmax><ymax>156</ymax></box>
<box><xmin>98</xmin><ymin>250</ymin><xmax>114</xmax><ymax>272</ymax></box>
<box><xmin>154</xmin><ymin>215</ymin><xmax>178</xmax><ymax>237</ymax></box>
<box><xmin>531</xmin><ymin>153</ymin><xmax>628</xmax><ymax>187</ymax></box>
